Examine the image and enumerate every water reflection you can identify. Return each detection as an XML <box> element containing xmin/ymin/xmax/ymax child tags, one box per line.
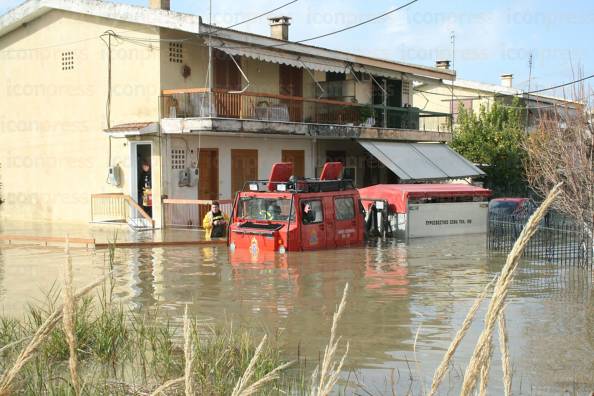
<box><xmin>0</xmin><ymin>234</ymin><xmax>592</xmax><ymax>394</ymax></box>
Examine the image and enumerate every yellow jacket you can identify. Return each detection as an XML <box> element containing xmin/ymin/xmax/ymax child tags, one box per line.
<box><xmin>202</xmin><ymin>211</ymin><xmax>230</xmax><ymax>240</ymax></box>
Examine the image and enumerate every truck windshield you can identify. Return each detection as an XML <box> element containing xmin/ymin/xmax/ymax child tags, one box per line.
<box><xmin>236</xmin><ymin>197</ymin><xmax>295</xmax><ymax>222</ymax></box>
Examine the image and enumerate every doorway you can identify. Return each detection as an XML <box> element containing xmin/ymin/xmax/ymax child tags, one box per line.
<box><xmin>282</xmin><ymin>150</ymin><xmax>305</xmax><ymax>178</ymax></box>
<box><xmin>231</xmin><ymin>149</ymin><xmax>258</xmax><ymax>197</ymax></box>
<box><xmin>279</xmin><ymin>65</ymin><xmax>303</xmax><ymax>121</ymax></box>
<box><xmin>197</xmin><ymin>148</ymin><xmax>219</xmax><ymax>221</ymax></box>
<box><xmin>130</xmin><ymin>142</ymin><xmax>153</xmax><ymax>218</ymax></box>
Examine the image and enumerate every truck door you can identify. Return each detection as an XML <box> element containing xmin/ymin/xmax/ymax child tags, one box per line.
<box><xmin>323</xmin><ymin>197</ymin><xmax>336</xmax><ymax>249</ymax></box>
<box><xmin>300</xmin><ymin>199</ymin><xmax>327</xmax><ymax>250</ymax></box>
<box><xmin>333</xmin><ymin>195</ymin><xmax>359</xmax><ymax>246</ymax></box>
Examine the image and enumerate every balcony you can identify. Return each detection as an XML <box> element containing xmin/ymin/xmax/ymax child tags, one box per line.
<box><xmin>159</xmin><ymin>88</ymin><xmax>452</xmax><ymax>142</ymax></box>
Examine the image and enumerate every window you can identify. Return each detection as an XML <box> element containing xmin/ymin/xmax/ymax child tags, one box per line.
<box><xmin>335</xmin><ymin>197</ymin><xmax>355</xmax><ymax>221</ymax></box>
<box><xmin>237</xmin><ymin>197</ymin><xmax>294</xmax><ymax>222</ymax></box>
<box><xmin>61</xmin><ymin>51</ymin><xmax>74</xmax><ymax>70</ymax></box>
<box><xmin>169</xmin><ymin>42</ymin><xmax>183</xmax><ymax>63</ymax></box>
<box><xmin>301</xmin><ymin>200</ymin><xmax>323</xmax><ymax>224</ymax></box>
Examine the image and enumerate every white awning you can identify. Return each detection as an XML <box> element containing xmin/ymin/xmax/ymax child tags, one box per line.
<box><xmin>209</xmin><ymin>39</ymin><xmax>348</xmax><ymax>74</ymax></box>
<box><xmin>351</xmin><ymin>64</ymin><xmax>403</xmax><ymax>80</ymax></box>
<box><xmin>359</xmin><ymin>141</ymin><xmax>485</xmax><ymax>181</ymax></box>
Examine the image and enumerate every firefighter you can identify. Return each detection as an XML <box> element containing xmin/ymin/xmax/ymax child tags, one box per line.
<box><xmin>203</xmin><ymin>201</ymin><xmax>229</xmax><ymax>240</ymax></box>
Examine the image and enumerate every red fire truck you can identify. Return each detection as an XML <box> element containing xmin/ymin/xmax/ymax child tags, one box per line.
<box><xmin>228</xmin><ymin>162</ymin><xmax>365</xmax><ymax>253</ymax></box>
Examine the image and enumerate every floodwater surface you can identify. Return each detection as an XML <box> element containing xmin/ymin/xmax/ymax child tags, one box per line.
<box><xmin>0</xmin><ymin>234</ymin><xmax>592</xmax><ymax>395</ymax></box>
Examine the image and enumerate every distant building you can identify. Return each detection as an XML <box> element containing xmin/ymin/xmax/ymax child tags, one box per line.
<box><xmin>413</xmin><ymin>61</ymin><xmax>582</xmax><ymax>132</ymax></box>
<box><xmin>0</xmin><ymin>0</ymin><xmax>485</xmax><ymax>228</ymax></box>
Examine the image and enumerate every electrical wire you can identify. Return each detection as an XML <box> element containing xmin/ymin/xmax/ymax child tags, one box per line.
<box><xmin>208</xmin><ymin>0</ymin><xmax>420</xmax><ymax>50</ymax></box>
<box><xmin>414</xmin><ymin>74</ymin><xmax>594</xmax><ymax>101</ymax></box>
<box><xmin>207</xmin><ymin>0</ymin><xmax>299</xmax><ymax>36</ymax></box>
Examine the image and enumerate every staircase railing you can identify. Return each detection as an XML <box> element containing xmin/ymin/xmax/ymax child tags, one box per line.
<box><xmin>90</xmin><ymin>193</ymin><xmax>154</xmax><ymax>229</ymax></box>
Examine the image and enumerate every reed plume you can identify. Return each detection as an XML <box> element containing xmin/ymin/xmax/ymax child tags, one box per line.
<box><xmin>63</xmin><ymin>238</ymin><xmax>81</xmax><ymax>396</ymax></box>
<box><xmin>428</xmin><ymin>277</ymin><xmax>495</xmax><ymax>396</ymax></box>
<box><xmin>0</xmin><ymin>273</ymin><xmax>110</xmax><ymax>395</ymax></box>
<box><xmin>311</xmin><ymin>282</ymin><xmax>350</xmax><ymax>396</ymax></box>
<box><xmin>460</xmin><ymin>183</ymin><xmax>562</xmax><ymax>395</ymax></box>
<box><xmin>183</xmin><ymin>305</ymin><xmax>194</xmax><ymax>396</ymax></box>
<box><xmin>498</xmin><ymin>310</ymin><xmax>512</xmax><ymax>396</ymax></box>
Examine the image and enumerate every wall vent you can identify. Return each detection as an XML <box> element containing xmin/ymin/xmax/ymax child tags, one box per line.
<box><xmin>169</xmin><ymin>42</ymin><xmax>183</xmax><ymax>63</ymax></box>
<box><xmin>171</xmin><ymin>149</ymin><xmax>186</xmax><ymax>170</ymax></box>
<box><xmin>61</xmin><ymin>51</ymin><xmax>74</xmax><ymax>70</ymax></box>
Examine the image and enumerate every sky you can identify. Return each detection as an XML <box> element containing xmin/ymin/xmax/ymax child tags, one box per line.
<box><xmin>1</xmin><ymin>0</ymin><xmax>592</xmax><ymax>94</ymax></box>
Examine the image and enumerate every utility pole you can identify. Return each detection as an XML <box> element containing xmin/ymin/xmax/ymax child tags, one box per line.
<box><xmin>450</xmin><ymin>30</ymin><xmax>455</xmax><ymax>130</ymax></box>
<box><xmin>208</xmin><ymin>0</ymin><xmax>213</xmax><ymax>118</ymax></box>
<box><xmin>525</xmin><ymin>52</ymin><xmax>533</xmax><ymax>131</ymax></box>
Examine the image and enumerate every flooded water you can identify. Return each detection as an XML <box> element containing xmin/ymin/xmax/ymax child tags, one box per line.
<box><xmin>0</xmin><ymin>233</ymin><xmax>592</xmax><ymax>395</ymax></box>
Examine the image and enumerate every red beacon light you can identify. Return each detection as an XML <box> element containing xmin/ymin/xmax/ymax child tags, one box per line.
<box><xmin>228</xmin><ymin>162</ymin><xmax>364</xmax><ymax>253</ymax></box>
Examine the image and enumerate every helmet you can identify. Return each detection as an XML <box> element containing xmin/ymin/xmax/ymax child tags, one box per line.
<box><xmin>268</xmin><ymin>204</ymin><xmax>281</xmax><ymax>214</ymax></box>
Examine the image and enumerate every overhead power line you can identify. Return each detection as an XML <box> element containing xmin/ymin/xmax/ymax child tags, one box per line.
<box><xmin>208</xmin><ymin>0</ymin><xmax>299</xmax><ymax>35</ymax></box>
<box><xmin>210</xmin><ymin>0</ymin><xmax>420</xmax><ymax>50</ymax></box>
<box><xmin>414</xmin><ymin>73</ymin><xmax>594</xmax><ymax>101</ymax></box>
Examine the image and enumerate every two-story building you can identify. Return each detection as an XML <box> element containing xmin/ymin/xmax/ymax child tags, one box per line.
<box><xmin>413</xmin><ymin>60</ymin><xmax>582</xmax><ymax>132</ymax></box>
<box><xmin>0</xmin><ymin>0</ymin><xmax>484</xmax><ymax>229</ymax></box>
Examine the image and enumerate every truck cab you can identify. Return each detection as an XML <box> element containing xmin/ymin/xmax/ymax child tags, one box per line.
<box><xmin>228</xmin><ymin>162</ymin><xmax>365</xmax><ymax>253</ymax></box>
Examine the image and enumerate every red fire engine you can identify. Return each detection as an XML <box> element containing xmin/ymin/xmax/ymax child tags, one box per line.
<box><xmin>228</xmin><ymin>162</ymin><xmax>365</xmax><ymax>253</ymax></box>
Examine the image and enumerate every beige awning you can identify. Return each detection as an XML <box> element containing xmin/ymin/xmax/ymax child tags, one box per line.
<box><xmin>209</xmin><ymin>38</ymin><xmax>348</xmax><ymax>74</ymax></box>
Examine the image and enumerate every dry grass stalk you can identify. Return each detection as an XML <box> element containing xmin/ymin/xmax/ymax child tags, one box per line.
<box><xmin>460</xmin><ymin>183</ymin><xmax>563</xmax><ymax>396</ymax></box>
<box><xmin>311</xmin><ymin>283</ymin><xmax>350</xmax><ymax>396</ymax></box>
<box><xmin>0</xmin><ymin>273</ymin><xmax>110</xmax><ymax>396</ymax></box>
<box><xmin>149</xmin><ymin>377</ymin><xmax>184</xmax><ymax>396</ymax></box>
<box><xmin>428</xmin><ymin>277</ymin><xmax>495</xmax><ymax>396</ymax></box>
<box><xmin>478</xmin><ymin>351</ymin><xmax>492</xmax><ymax>396</ymax></box>
<box><xmin>183</xmin><ymin>305</ymin><xmax>194</xmax><ymax>396</ymax></box>
<box><xmin>63</xmin><ymin>238</ymin><xmax>81</xmax><ymax>396</ymax></box>
<box><xmin>498</xmin><ymin>310</ymin><xmax>512</xmax><ymax>396</ymax></box>
<box><xmin>232</xmin><ymin>334</ymin><xmax>294</xmax><ymax>396</ymax></box>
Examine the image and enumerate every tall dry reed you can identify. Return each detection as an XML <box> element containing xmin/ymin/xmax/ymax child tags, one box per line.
<box><xmin>183</xmin><ymin>305</ymin><xmax>194</xmax><ymax>396</ymax></box>
<box><xmin>0</xmin><ymin>273</ymin><xmax>110</xmax><ymax>395</ymax></box>
<box><xmin>231</xmin><ymin>334</ymin><xmax>294</xmax><ymax>396</ymax></box>
<box><xmin>311</xmin><ymin>283</ymin><xmax>350</xmax><ymax>396</ymax></box>
<box><xmin>459</xmin><ymin>183</ymin><xmax>563</xmax><ymax>395</ymax></box>
<box><xmin>149</xmin><ymin>377</ymin><xmax>184</xmax><ymax>396</ymax></box>
<box><xmin>428</xmin><ymin>277</ymin><xmax>495</xmax><ymax>396</ymax></box>
<box><xmin>63</xmin><ymin>238</ymin><xmax>81</xmax><ymax>396</ymax></box>
<box><xmin>498</xmin><ymin>310</ymin><xmax>512</xmax><ymax>396</ymax></box>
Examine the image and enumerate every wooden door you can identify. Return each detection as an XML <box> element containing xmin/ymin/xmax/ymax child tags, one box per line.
<box><xmin>214</xmin><ymin>49</ymin><xmax>241</xmax><ymax>118</ymax></box>
<box><xmin>231</xmin><ymin>149</ymin><xmax>258</xmax><ymax>196</ymax></box>
<box><xmin>279</xmin><ymin>65</ymin><xmax>303</xmax><ymax>122</ymax></box>
<box><xmin>198</xmin><ymin>149</ymin><xmax>219</xmax><ymax>200</ymax></box>
<box><xmin>197</xmin><ymin>149</ymin><xmax>219</xmax><ymax>224</ymax></box>
<box><xmin>281</xmin><ymin>150</ymin><xmax>305</xmax><ymax>178</ymax></box>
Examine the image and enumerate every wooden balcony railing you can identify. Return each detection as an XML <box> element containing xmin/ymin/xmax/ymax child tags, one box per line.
<box><xmin>160</xmin><ymin>88</ymin><xmax>452</xmax><ymax>131</ymax></box>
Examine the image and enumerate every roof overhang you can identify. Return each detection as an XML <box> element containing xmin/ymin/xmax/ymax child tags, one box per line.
<box><xmin>1</xmin><ymin>0</ymin><xmax>455</xmax><ymax>83</ymax></box>
<box><xmin>200</xmin><ymin>24</ymin><xmax>456</xmax><ymax>82</ymax></box>
<box><xmin>359</xmin><ymin>140</ymin><xmax>485</xmax><ymax>181</ymax></box>
<box><xmin>104</xmin><ymin>122</ymin><xmax>159</xmax><ymax>137</ymax></box>
<box><xmin>0</xmin><ymin>0</ymin><xmax>202</xmax><ymax>38</ymax></box>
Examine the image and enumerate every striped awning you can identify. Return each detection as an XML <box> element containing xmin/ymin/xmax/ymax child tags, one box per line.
<box><xmin>208</xmin><ymin>38</ymin><xmax>348</xmax><ymax>74</ymax></box>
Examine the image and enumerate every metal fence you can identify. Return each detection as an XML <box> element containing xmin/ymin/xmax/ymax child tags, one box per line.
<box><xmin>163</xmin><ymin>199</ymin><xmax>233</xmax><ymax>229</ymax></box>
<box><xmin>487</xmin><ymin>212</ymin><xmax>592</xmax><ymax>267</ymax></box>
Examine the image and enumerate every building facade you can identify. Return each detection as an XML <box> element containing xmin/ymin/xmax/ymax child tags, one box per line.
<box><xmin>1</xmin><ymin>0</ymin><xmax>480</xmax><ymax>229</ymax></box>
